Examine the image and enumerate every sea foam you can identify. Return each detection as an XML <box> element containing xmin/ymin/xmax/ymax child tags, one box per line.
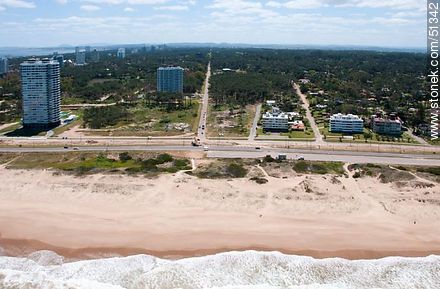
<box><xmin>0</xmin><ymin>250</ymin><xmax>439</xmax><ymax>289</ymax></box>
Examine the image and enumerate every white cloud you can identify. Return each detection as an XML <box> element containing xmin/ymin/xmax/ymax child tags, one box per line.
<box><xmin>265</xmin><ymin>0</ymin><xmax>422</xmax><ymax>10</ymax></box>
<box><xmin>0</xmin><ymin>0</ymin><xmax>35</xmax><ymax>10</ymax></box>
<box><xmin>154</xmin><ymin>4</ymin><xmax>188</xmax><ymax>10</ymax></box>
<box><xmin>80</xmin><ymin>4</ymin><xmax>101</xmax><ymax>10</ymax></box>
<box><xmin>81</xmin><ymin>0</ymin><xmax>169</xmax><ymax>5</ymax></box>
<box><xmin>123</xmin><ymin>6</ymin><xmax>135</xmax><ymax>11</ymax></box>
<box><xmin>267</xmin><ymin>0</ymin><xmax>323</xmax><ymax>9</ymax></box>
<box><xmin>55</xmin><ymin>0</ymin><xmax>68</xmax><ymax>4</ymax></box>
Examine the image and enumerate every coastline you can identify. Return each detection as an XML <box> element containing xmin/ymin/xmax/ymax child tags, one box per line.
<box><xmin>0</xmin><ymin>165</ymin><xmax>439</xmax><ymax>262</ymax></box>
<box><xmin>1</xmin><ymin>237</ymin><xmax>440</xmax><ymax>261</ymax></box>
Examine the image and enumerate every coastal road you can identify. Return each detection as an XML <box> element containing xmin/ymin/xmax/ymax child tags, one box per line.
<box><xmin>197</xmin><ymin>62</ymin><xmax>211</xmax><ymax>144</ymax></box>
<box><xmin>1</xmin><ymin>145</ymin><xmax>439</xmax><ymax>166</ymax></box>
<box><xmin>293</xmin><ymin>83</ymin><xmax>323</xmax><ymax>144</ymax></box>
<box><xmin>248</xmin><ymin>104</ymin><xmax>262</xmax><ymax>142</ymax></box>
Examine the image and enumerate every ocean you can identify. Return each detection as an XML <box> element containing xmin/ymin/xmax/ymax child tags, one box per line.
<box><xmin>0</xmin><ymin>250</ymin><xmax>438</xmax><ymax>289</ymax></box>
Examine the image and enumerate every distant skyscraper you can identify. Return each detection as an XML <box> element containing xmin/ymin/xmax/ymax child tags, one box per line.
<box><xmin>76</xmin><ymin>51</ymin><xmax>86</xmax><ymax>65</ymax></box>
<box><xmin>85</xmin><ymin>46</ymin><xmax>91</xmax><ymax>53</ymax></box>
<box><xmin>91</xmin><ymin>49</ymin><xmax>100</xmax><ymax>62</ymax></box>
<box><xmin>117</xmin><ymin>48</ymin><xmax>126</xmax><ymax>59</ymax></box>
<box><xmin>0</xmin><ymin>57</ymin><xmax>8</xmax><ymax>75</ymax></box>
<box><xmin>157</xmin><ymin>67</ymin><xmax>184</xmax><ymax>93</ymax></box>
<box><xmin>54</xmin><ymin>54</ymin><xmax>64</xmax><ymax>68</ymax></box>
<box><xmin>75</xmin><ymin>46</ymin><xmax>80</xmax><ymax>59</ymax></box>
<box><xmin>20</xmin><ymin>59</ymin><xmax>61</xmax><ymax>128</ymax></box>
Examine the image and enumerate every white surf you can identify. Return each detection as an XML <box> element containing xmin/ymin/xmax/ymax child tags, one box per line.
<box><xmin>0</xmin><ymin>250</ymin><xmax>438</xmax><ymax>289</ymax></box>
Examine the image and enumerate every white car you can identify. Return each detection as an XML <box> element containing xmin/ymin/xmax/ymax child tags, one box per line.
<box><xmin>203</xmin><ymin>146</ymin><xmax>209</xmax><ymax>151</ymax></box>
<box><xmin>295</xmin><ymin>156</ymin><xmax>305</xmax><ymax>161</ymax></box>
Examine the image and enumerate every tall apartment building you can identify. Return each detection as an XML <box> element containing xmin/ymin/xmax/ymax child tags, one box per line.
<box><xmin>117</xmin><ymin>48</ymin><xmax>126</xmax><ymax>59</ymax></box>
<box><xmin>20</xmin><ymin>59</ymin><xmax>61</xmax><ymax>128</ymax></box>
<box><xmin>0</xmin><ymin>57</ymin><xmax>8</xmax><ymax>75</ymax></box>
<box><xmin>329</xmin><ymin>113</ymin><xmax>364</xmax><ymax>133</ymax></box>
<box><xmin>157</xmin><ymin>66</ymin><xmax>184</xmax><ymax>93</ymax></box>
<box><xmin>372</xmin><ymin>115</ymin><xmax>402</xmax><ymax>135</ymax></box>
<box><xmin>76</xmin><ymin>51</ymin><xmax>86</xmax><ymax>65</ymax></box>
<box><xmin>53</xmin><ymin>54</ymin><xmax>64</xmax><ymax>68</ymax></box>
<box><xmin>91</xmin><ymin>49</ymin><xmax>100</xmax><ymax>62</ymax></box>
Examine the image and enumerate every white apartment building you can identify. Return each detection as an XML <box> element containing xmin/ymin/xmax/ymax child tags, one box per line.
<box><xmin>262</xmin><ymin>109</ymin><xmax>289</xmax><ymax>131</ymax></box>
<box><xmin>117</xmin><ymin>48</ymin><xmax>126</xmax><ymax>59</ymax></box>
<box><xmin>329</xmin><ymin>113</ymin><xmax>363</xmax><ymax>133</ymax></box>
<box><xmin>20</xmin><ymin>59</ymin><xmax>61</xmax><ymax>128</ymax></box>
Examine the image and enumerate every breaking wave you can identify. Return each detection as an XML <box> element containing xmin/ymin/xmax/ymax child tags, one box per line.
<box><xmin>0</xmin><ymin>250</ymin><xmax>439</xmax><ymax>289</ymax></box>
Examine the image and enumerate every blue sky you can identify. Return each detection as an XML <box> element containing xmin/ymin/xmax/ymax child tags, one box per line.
<box><xmin>0</xmin><ymin>0</ymin><xmax>426</xmax><ymax>47</ymax></box>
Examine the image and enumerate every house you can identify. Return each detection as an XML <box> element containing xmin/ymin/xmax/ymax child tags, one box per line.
<box><xmin>291</xmin><ymin>120</ymin><xmax>305</xmax><ymax>131</ymax></box>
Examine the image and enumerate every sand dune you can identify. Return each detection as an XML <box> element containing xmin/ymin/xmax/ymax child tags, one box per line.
<box><xmin>0</xmin><ymin>165</ymin><xmax>439</xmax><ymax>260</ymax></box>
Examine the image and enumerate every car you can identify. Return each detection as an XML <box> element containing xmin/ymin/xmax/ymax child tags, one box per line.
<box><xmin>203</xmin><ymin>145</ymin><xmax>209</xmax><ymax>151</ymax></box>
<box><xmin>295</xmin><ymin>156</ymin><xmax>305</xmax><ymax>161</ymax></box>
<box><xmin>255</xmin><ymin>147</ymin><xmax>261</xmax><ymax>150</ymax></box>
<box><xmin>73</xmin><ymin>147</ymin><xmax>79</xmax><ymax>151</ymax></box>
<box><xmin>63</xmin><ymin>146</ymin><xmax>69</xmax><ymax>149</ymax></box>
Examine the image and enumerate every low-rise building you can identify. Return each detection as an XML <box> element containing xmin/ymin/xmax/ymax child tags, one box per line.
<box><xmin>291</xmin><ymin>120</ymin><xmax>305</xmax><ymax>131</ymax></box>
<box><xmin>372</xmin><ymin>115</ymin><xmax>402</xmax><ymax>135</ymax></box>
<box><xmin>329</xmin><ymin>113</ymin><xmax>363</xmax><ymax>133</ymax></box>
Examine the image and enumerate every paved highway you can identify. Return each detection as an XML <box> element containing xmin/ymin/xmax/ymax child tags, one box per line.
<box><xmin>0</xmin><ymin>145</ymin><xmax>438</xmax><ymax>166</ymax></box>
<box><xmin>197</xmin><ymin>62</ymin><xmax>211</xmax><ymax>144</ymax></box>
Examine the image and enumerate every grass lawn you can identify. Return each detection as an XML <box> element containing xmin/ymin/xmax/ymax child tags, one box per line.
<box><xmin>321</xmin><ymin>127</ymin><xmax>418</xmax><ymax>144</ymax></box>
<box><xmin>0</xmin><ymin>122</ymin><xmax>22</xmax><ymax>135</ymax></box>
<box><xmin>281</xmin><ymin>129</ymin><xmax>314</xmax><ymax>139</ymax></box>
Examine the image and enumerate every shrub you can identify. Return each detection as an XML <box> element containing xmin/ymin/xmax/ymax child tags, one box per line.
<box><xmin>353</xmin><ymin>172</ymin><xmax>361</xmax><ymax>178</ymax></box>
<box><xmin>263</xmin><ymin>155</ymin><xmax>275</xmax><ymax>163</ymax></box>
<box><xmin>226</xmin><ymin>163</ymin><xmax>248</xmax><ymax>178</ymax></box>
<box><xmin>156</xmin><ymin>153</ymin><xmax>173</xmax><ymax>164</ymax></box>
<box><xmin>119</xmin><ymin>152</ymin><xmax>132</xmax><ymax>162</ymax></box>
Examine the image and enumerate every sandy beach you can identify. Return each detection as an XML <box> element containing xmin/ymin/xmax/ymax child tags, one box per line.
<box><xmin>0</xmin><ymin>163</ymin><xmax>439</xmax><ymax>260</ymax></box>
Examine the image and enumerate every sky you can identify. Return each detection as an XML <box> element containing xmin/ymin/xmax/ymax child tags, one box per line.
<box><xmin>0</xmin><ymin>0</ymin><xmax>427</xmax><ymax>48</ymax></box>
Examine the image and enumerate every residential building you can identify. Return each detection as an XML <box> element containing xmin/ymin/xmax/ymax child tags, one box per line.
<box><xmin>75</xmin><ymin>47</ymin><xmax>86</xmax><ymax>65</ymax></box>
<box><xmin>262</xmin><ymin>108</ymin><xmax>289</xmax><ymax>131</ymax></box>
<box><xmin>91</xmin><ymin>49</ymin><xmax>100</xmax><ymax>62</ymax></box>
<box><xmin>53</xmin><ymin>54</ymin><xmax>64</xmax><ymax>68</ymax></box>
<box><xmin>20</xmin><ymin>58</ymin><xmax>61</xmax><ymax>128</ymax></box>
<box><xmin>372</xmin><ymin>115</ymin><xmax>402</xmax><ymax>135</ymax></box>
<box><xmin>266</xmin><ymin>100</ymin><xmax>276</xmax><ymax>106</ymax></box>
<box><xmin>0</xmin><ymin>57</ymin><xmax>8</xmax><ymax>75</ymax></box>
<box><xmin>291</xmin><ymin>120</ymin><xmax>305</xmax><ymax>131</ymax></box>
<box><xmin>117</xmin><ymin>48</ymin><xmax>126</xmax><ymax>59</ymax></box>
<box><xmin>329</xmin><ymin>113</ymin><xmax>364</xmax><ymax>133</ymax></box>
<box><xmin>157</xmin><ymin>66</ymin><xmax>184</xmax><ymax>93</ymax></box>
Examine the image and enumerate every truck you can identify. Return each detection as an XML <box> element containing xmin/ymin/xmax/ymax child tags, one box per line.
<box><xmin>191</xmin><ymin>137</ymin><xmax>201</xmax><ymax>146</ymax></box>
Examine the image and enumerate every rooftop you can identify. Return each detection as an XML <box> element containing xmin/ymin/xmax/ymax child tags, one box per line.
<box><xmin>330</xmin><ymin>113</ymin><xmax>362</xmax><ymax>121</ymax></box>
<box><xmin>21</xmin><ymin>58</ymin><xmax>59</xmax><ymax>65</ymax></box>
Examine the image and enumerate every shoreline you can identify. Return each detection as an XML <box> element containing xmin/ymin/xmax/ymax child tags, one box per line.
<box><xmin>1</xmin><ymin>237</ymin><xmax>440</xmax><ymax>261</ymax></box>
